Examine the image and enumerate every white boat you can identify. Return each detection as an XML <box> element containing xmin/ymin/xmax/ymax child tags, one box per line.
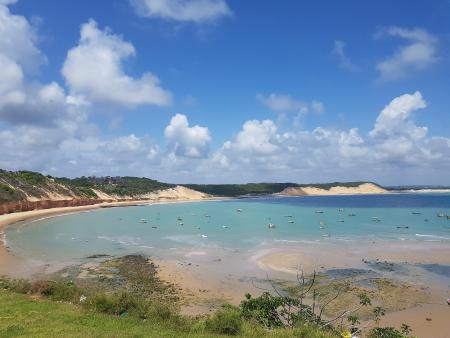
<box><xmin>315</xmin><ymin>210</ymin><xmax>324</xmax><ymax>214</ymax></box>
<box><xmin>201</xmin><ymin>234</ymin><xmax>208</xmax><ymax>238</ymax></box>
<box><xmin>267</xmin><ymin>223</ymin><xmax>276</xmax><ymax>229</ymax></box>
<box><xmin>288</xmin><ymin>220</ymin><xmax>294</xmax><ymax>223</ymax></box>
<box><xmin>322</xmin><ymin>234</ymin><xmax>330</xmax><ymax>238</ymax></box>
<box><xmin>222</xmin><ymin>225</ymin><xmax>228</xmax><ymax>228</ymax></box>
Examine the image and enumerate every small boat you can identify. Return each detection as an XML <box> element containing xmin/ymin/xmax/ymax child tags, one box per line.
<box><xmin>139</xmin><ymin>219</ymin><xmax>148</xmax><ymax>223</ymax></box>
<box><xmin>151</xmin><ymin>226</ymin><xmax>158</xmax><ymax>229</ymax></box>
<box><xmin>319</xmin><ymin>226</ymin><xmax>325</xmax><ymax>229</ymax></box>
<box><xmin>319</xmin><ymin>221</ymin><xmax>326</xmax><ymax>225</ymax></box>
<box><xmin>222</xmin><ymin>225</ymin><xmax>228</xmax><ymax>228</ymax></box>
<box><xmin>424</xmin><ymin>219</ymin><xmax>429</xmax><ymax>222</ymax></box>
<box><xmin>315</xmin><ymin>210</ymin><xmax>324</xmax><ymax>214</ymax></box>
<box><xmin>372</xmin><ymin>217</ymin><xmax>381</xmax><ymax>222</ymax></box>
<box><xmin>348</xmin><ymin>213</ymin><xmax>356</xmax><ymax>217</ymax></box>
<box><xmin>437</xmin><ymin>213</ymin><xmax>445</xmax><ymax>218</ymax></box>
<box><xmin>396</xmin><ymin>226</ymin><xmax>409</xmax><ymax>229</ymax></box>
<box><xmin>201</xmin><ymin>234</ymin><xmax>208</xmax><ymax>238</ymax></box>
<box><xmin>412</xmin><ymin>212</ymin><xmax>421</xmax><ymax>215</ymax></box>
<box><xmin>177</xmin><ymin>216</ymin><xmax>183</xmax><ymax>221</ymax></box>
<box><xmin>288</xmin><ymin>220</ymin><xmax>294</xmax><ymax>223</ymax></box>
<box><xmin>204</xmin><ymin>214</ymin><xmax>211</xmax><ymax>218</ymax></box>
<box><xmin>179</xmin><ymin>222</ymin><xmax>184</xmax><ymax>226</ymax></box>
<box><xmin>338</xmin><ymin>208</ymin><xmax>344</xmax><ymax>212</ymax></box>
<box><xmin>236</xmin><ymin>209</ymin><xmax>243</xmax><ymax>212</ymax></box>
<box><xmin>338</xmin><ymin>219</ymin><xmax>345</xmax><ymax>223</ymax></box>
<box><xmin>267</xmin><ymin>223</ymin><xmax>276</xmax><ymax>229</ymax></box>
<box><xmin>447</xmin><ymin>215</ymin><xmax>450</xmax><ymax>220</ymax></box>
<box><xmin>322</xmin><ymin>234</ymin><xmax>330</xmax><ymax>238</ymax></box>
<box><xmin>284</xmin><ymin>215</ymin><xmax>293</xmax><ymax>218</ymax></box>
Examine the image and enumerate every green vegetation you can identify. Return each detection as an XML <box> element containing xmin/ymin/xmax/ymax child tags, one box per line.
<box><xmin>185</xmin><ymin>183</ymin><xmax>297</xmax><ymax>196</ymax></box>
<box><xmin>0</xmin><ymin>256</ymin><xmax>414</xmax><ymax>338</ymax></box>
<box><xmin>186</xmin><ymin>181</ymin><xmax>383</xmax><ymax>197</ymax></box>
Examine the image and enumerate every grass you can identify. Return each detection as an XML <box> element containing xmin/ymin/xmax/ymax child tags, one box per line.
<box><xmin>0</xmin><ymin>290</ymin><xmax>338</xmax><ymax>338</ymax></box>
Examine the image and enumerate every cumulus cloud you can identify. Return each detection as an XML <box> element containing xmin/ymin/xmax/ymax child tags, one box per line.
<box><xmin>376</xmin><ymin>27</ymin><xmax>437</xmax><ymax>81</ymax></box>
<box><xmin>212</xmin><ymin>91</ymin><xmax>450</xmax><ymax>184</ymax></box>
<box><xmin>62</xmin><ymin>19</ymin><xmax>171</xmax><ymax>107</ymax></box>
<box><xmin>370</xmin><ymin>91</ymin><xmax>427</xmax><ymax>138</ymax></box>
<box><xmin>258</xmin><ymin>93</ymin><xmax>324</xmax><ymax>114</ymax></box>
<box><xmin>164</xmin><ymin>113</ymin><xmax>211</xmax><ymax>158</ymax></box>
<box><xmin>333</xmin><ymin>40</ymin><xmax>358</xmax><ymax>71</ymax></box>
<box><xmin>130</xmin><ymin>0</ymin><xmax>232</xmax><ymax>23</ymax></box>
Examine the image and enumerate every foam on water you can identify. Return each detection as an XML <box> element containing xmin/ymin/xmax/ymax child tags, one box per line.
<box><xmin>4</xmin><ymin>194</ymin><xmax>450</xmax><ymax>262</ymax></box>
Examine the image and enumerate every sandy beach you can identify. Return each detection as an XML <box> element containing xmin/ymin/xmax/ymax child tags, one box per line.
<box><xmin>1</xmin><ymin>200</ymin><xmax>449</xmax><ymax>337</ymax></box>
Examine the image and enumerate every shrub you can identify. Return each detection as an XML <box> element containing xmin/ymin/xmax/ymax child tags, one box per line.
<box><xmin>32</xmin><ymin>280</ymin><xmax>81</xmax><ymax>302</ymax></box>
<box><xmin>205</xmin><ymin>305</ymin><xmax>242</xmax><ymax>336</ymax></box>
<box><xmin>367</xmin><ymin>327</ymin><xmax>408</xmax><ymax>338</ymax></box>
<box><xmin>0</xmin><ymin>278</ymin><xmax>32</xmax><ymax>294</ymax></box>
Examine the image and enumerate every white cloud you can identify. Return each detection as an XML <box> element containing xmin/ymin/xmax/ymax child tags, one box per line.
<box><xmin>333</xmin><ymin>40</ymin><xmax>357</xmax><ymax>71</ymax></box>
<box><xmin>130</xmin><ymin>0</ymin><xmax>232</xmax><ymax>23</ymax></box>
<box><xmin>164</xmin><ymin>113</ymin><xmax>211</xmax><ymax>158</ymax></box>
<box><xmin>212</xmin><ymin>91</ymin><xmax>450</xmax><ymax>184</ymax></box>
<box><xmin>62</xmin><ymin>19</ymin><xmax>172</xmax><ymax>107</ymax></box>
<box><xmin>376</xmin><ymin>27</ymin><xmax>437</xmax><ymax>81</ymax></box>
<box><xmin>370</xmin><ymin>91</ymin><xmax>427</xmax><ymax>139</ymax></box>
<box><xmin>0</xmin><ymin>2</ymin><xmax>45</xmax><ymax>73</ymax></box>
<box><xmin>258</xmin><ymin>93</ymin><xmax>324</xmax><ymax>115</ymax></box>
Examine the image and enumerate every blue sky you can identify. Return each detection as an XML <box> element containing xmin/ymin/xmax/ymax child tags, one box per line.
<box><xmin>1</xmin><ymin>0</ymin><xmax>450</xmax><ymax>184</ymax></box>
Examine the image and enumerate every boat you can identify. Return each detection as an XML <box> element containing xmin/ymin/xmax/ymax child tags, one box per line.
<box><xmin>338</xmin><ymin>219</ymin><xmax>345</xmax><ymax>223</ymax></box>
<box><xmin>267</xmin><ymin>223</ymin><xmax>276</xmax><ymax>229</ymax></box>
<box><xmin>396</xmin><ymin>226</ymin><xmax>409</xmax><ymax>229</ymax></box>
<box><xmin>179</xmin><ymin>222</ymin><xmax>184</xmax><ymax>226</ymax></box>
<box><xmin>322</xmin><ymin>234</ymin><xmax>330</xmax><ymax>238</ymax></box>
<box><xmin>412</xmin><ymin>212</ymin><xmax>421</xmax><ymax>215</ymax></box>
<box><xmin>201</xmin><ymin>234</ymin><xmax>208</xmax><ymax>238</ymax></box>
<box><xmin>177</xmin><ymin>216</ymin><xmax>183</xmax><ymax>221</ymax></box>
<box><xmin>222</xmin><ymin>225</ymin><xmax>228</xmax><ymax>228</ymax></box>
<box><xmin>319</xmin><ymin>221</ymin><xmax>326</xmax><ymax>225</ymax></box>
<box><xmin>338</xmin><ymin>208</ymin><xmax>344</xmax><ymax>212</ymax></box>
<box><xmin>288</xmin><ymin>220</ymin><xmax>294</xmax><ymax>223</ymax></box>
<box><xmin>139</xmin><ymin>219</ymin><xmax>148</xmax><ymax>223</ymax></box>
<box><xmin>447</xmin><ymin>215</ymin><xmax>450</xmax><ymax>220</ymax></box>
<box><xmin>372</xmin><ymin>217</ymin><xmax>381</xmax><ymax>222</ymax></box>
<box><xmin>437</xmin><ymin>213</ymin><xmax>445</xmax><ymax>217</ymax></box>
<box><xmin>319</xmin><ymin>226</ymin><xmax>325</xmax><ymax>229</ymax></box>
<box><xmin>236</xmin><ymin>209</ymin><xmax>242</xmax><ymax>212</ymax></box>
<box><xmin>348</xmin><ymin>213</ymin><xmax>356</xmax><ymax>217</ymax></box>
<box><xmin>284</xmin><ymin>215</ymin><xmax>293</xmax><ymax>218</ymax></box>
<box><xmin>315</xmin><ymin>210</ymin><xmax>324</xmax><ymax>214</ymax></box>
<box><xmin>151</xmin><ymin>226</ymin><xmax>157</xmax><ymax>229</ymax></box>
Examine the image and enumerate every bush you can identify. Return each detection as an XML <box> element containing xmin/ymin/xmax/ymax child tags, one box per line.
<box><xmin>367</xmin><ymin>327</ymin><xmax>408</xmax><ymax>338</ymax></box>
<box><xmin>0</xmin><ymin>278</ymin><xmax>32</xmax><ymax>294</ymax></box>
<box><xmin>205</xmin><ymin>305</ymin><xmax>242</xmax><ymax>336</ymax></box>
<box><xmin>31</xmin><ymin>280</ymin><xmax>81</xmax><ymax>302</ymax></box>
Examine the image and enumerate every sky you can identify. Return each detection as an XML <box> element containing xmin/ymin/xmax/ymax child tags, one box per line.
<box><xmin>0</xmin><ymin>0</ymin><xmax>450</xmax><ymax>185</ymax></box>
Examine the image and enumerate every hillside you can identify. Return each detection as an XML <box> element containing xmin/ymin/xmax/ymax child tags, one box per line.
<box><xmin>187</xmin><ymin>181</ymin><xmax>387</xmax><ymax>197</ymax></box>
<box><xmin>0</xmin><ymin>170</ymin><xmax>175</xmax><ymax>203</ymax></box>
<box><xmin>278</xmin><ymin>182</ymin><xmax>387</xmax><ymax>196</ymax></box>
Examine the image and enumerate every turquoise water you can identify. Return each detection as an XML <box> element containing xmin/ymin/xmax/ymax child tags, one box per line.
<box><xmin>5</xmin><ymin>194</ymin><xmax>450</xmax><ymax>262</ymax></box>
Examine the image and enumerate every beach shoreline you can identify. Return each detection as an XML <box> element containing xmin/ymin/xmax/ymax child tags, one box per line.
<box><xmin>0</xmin><ymin>197</ymin><xmax>227</xmax><ymax>275</ymax></box>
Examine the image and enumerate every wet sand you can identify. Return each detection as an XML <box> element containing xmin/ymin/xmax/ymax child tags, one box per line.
<box><xmin>1</xmin><ymin>204</ymin><xmax>449</xmax><ymax>337</ymax></box>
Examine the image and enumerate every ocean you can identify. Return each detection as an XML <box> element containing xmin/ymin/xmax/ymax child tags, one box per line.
<box><xmin>5</xmin><ymin>193</ymin><xmax>450</xmax><ymax>263</ymax></box>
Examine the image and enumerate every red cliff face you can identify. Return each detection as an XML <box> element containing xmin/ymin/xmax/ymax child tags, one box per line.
<box><xmin>0</xmin><ymin>199</ymin><xmax>103</xmax><ymax>216</ymax></box>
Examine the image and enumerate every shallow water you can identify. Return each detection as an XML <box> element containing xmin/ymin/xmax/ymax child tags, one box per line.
<box><xmin>5</xmin><ymin>194</ymin><xmax>450</xmax><ymax>263</ymax></box>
